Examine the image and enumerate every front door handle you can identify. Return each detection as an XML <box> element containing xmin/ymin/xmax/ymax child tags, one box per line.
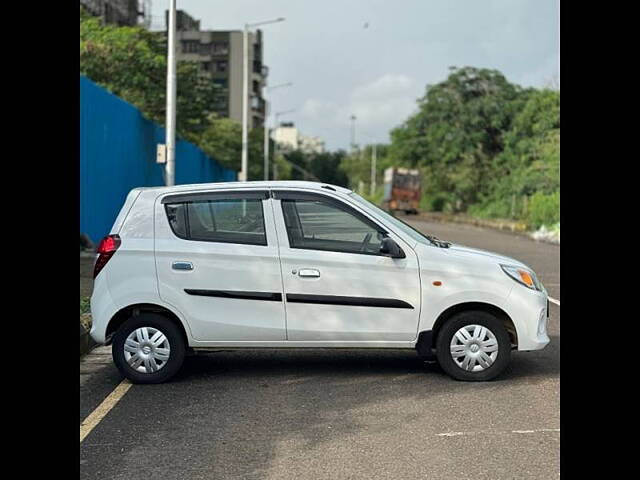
<box><xmin>172</xmin><ymin>261</ymin><xmax>193</xmax><ymax>271</ymax></box>
<box><xmin>298</xmin><ymin>268</ymin><xmax>320</xmax><ymax>278</ymax></box>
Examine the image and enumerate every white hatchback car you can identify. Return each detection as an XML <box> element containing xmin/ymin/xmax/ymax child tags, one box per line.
<box><xmin>90</xmin><ymin>181</ymin><xmax>549</xmax><ymax>383</ymax></box>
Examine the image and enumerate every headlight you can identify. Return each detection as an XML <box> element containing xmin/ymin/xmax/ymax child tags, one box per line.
<box><xmin>500</xmin><ymin>264</ymin><xmax>542</xmax><ymax>291</ymax></box>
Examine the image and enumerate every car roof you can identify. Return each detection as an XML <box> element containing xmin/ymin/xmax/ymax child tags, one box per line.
<box><xmin>135</xmin><ymin>180</ymin><xmax>353</xmax><ymax>197</ymax></box>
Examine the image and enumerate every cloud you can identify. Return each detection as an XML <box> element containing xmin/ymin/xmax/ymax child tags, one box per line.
<box><xmin>167</xmin><ymin>0</ymin><xmax>559</xmax><ymax>150</ymax></box>
<box><xmin>300</xmin><ymin>74</ymin><xmax>420</xmax><ymax>148</ymax></box>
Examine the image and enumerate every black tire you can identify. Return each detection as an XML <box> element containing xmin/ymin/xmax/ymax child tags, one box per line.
<box><xmin>112</xmin><ymin>313</ymin><xmax>186</xmax><ymax>384</ymax></box>
<box><xmin>435</xmin><ymin>311</ymin><xmax>511</xmax><ymax>381</ymax></box>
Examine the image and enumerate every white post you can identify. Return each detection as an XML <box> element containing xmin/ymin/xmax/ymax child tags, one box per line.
<box><xmin>350</xmin><ymin>115</ymin><xmax>356</xmax><ymax>153</ymax></box>
<box><xmin>264</xmin><ymin>100</ymin><xmax>270</xmax><ymax>180</ymax></box>
<box><xmin>240</xmin><ymin>24</ymin><xmax>249</xmax><ymax>182</ymax></box>
<box><xmin>241</xmin><ymin>18</ymin><xmax>285</xmax><ymax>182</ymax></box>
<box><xmin>165</xmin><ymin>0</ymin><xmax>177</xmax><ymax>186</ymax></box>
<box><xmin>273</xmin><ymin>114</ymin><xmax>279</xmax><ymax>180</ymax></box>
<box><xmin>370</xmin><ymin>143</ymin><xmax>377</xmax><ymax>197</ymax></box>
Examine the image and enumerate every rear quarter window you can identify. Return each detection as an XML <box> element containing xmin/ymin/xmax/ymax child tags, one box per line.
<box><xmin>163</xmin><ymin>197</ymin><xmax>267</xmax><ymax>246</ymax></box>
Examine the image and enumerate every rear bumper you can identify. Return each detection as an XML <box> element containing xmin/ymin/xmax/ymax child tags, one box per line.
<box><xmin>89</xmin><ymin>274</ymin><xmax>117</xmax><ymax>344</ymax></box>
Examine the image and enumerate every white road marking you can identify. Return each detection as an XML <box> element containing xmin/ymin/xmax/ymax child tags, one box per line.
<box><xmin>437</xmin><ymin>428</ymin><xmax>559</xmax><ymax>437</ymax></box>
<box><xmin>80</xmin><ymin>379</ymin><xmax>132</xmax><ymax>443</ymax></box>
<box><xmin>548</xmin><ymin>297</ymin><xmax>560</xmax><ymax>306</ymax></box>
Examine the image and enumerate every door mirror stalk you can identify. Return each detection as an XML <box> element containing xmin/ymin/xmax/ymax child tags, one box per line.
<box><xmin>380</xmin><ymin>236</ymin><xmax>405</xmax><ymax>259</ymax></box>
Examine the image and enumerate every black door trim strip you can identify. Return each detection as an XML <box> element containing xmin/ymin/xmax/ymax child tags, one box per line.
<box><xmin>185</xmin><ymin>289</ymin><xmax>282</xmax><ymax>301</ymax></box>
<box><xmin>163</xmin><ymin>190</ymin><xmax>270</xmax><ymax>204</ymax></box>
<box><xmin>286</xmin><ymin>293</ymin><xmax>414</xmax><ymax>309</ymax></box>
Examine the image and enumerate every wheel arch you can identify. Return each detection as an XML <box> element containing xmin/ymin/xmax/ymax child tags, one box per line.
<box><xmin>417</xmin><ymin>301</ymin><xmax>518</xmax><ymax>354</ymax></box>
<box><xmin>105</xmin><ymin>303</ymin><xmax>189</xmax><ymax>347</ymax></box>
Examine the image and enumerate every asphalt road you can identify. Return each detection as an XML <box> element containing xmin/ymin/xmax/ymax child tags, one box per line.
<box><xmin>80</xmin><ymin>219</ymin><xmax>559</xmax><ymax>480</ymax></box>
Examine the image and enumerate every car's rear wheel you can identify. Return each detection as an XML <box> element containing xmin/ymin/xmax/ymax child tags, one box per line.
<box><xmin>435</xmin><ymin>311</ymin><xmax>511</xmax><ymax>381</ymax></box>
<box><xmin>112</xmin><ymin>313</ymin><xmax>185</xmax><ymax>384</ymax></box>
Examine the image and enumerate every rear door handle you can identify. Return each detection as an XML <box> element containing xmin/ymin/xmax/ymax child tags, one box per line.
<box><xmin>298</xmin><ymin>268</ymin><xmax>320</xmax><ymax>278</ymax></box>
<box><xmin>172</xmin><ymin>261</ymin><xmax>193</xmax><ymax>271</ymax></box>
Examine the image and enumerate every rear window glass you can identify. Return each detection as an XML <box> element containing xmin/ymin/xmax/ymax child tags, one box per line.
<box><xmin>164</xmin><ymin>198</ymin><xmax>266</xmax><ymax>246</ymax></box>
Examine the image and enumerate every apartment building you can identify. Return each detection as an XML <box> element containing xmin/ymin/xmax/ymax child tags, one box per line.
<box><xmin>273</xmin><ymin>122</ymin><xmax>326</xmax><ymax>154</ymax></box>
<box><xmin>299</xmin><ymin>135</ymin><xmax>326</xmax><ymax>154</ymax></box>
<box><xmin>80</xmin><ymin>0</ymin><xmax>142</xmax><ymax>26</ymax></box>
<box><xmin>170</xmin><ymin>10</ymin><xmax>268</xmax><ymax>129</ymax></box>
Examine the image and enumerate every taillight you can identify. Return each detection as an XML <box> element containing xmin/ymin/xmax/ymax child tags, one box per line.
<box><xmin>93</xmin><ymin>234</ymin><xmax>121</xmax><ymax>279</ymax></box>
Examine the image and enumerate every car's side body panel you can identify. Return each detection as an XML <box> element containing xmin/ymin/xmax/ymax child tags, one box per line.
<box><xmin>153</xmin><ymin>192</ymin><xmax>287</xmax><ymax>342</ymax></box>
<box><xmin>91</xmin><ymin>190</ymin><xmax>194</xmax><ymax>344</ymax></box>
<box><xmin>269</xmin><ymin>190</ymin><xmax>422</xmax><ymax>342</ymax></box>
<box><xmin>90</xmin><ymin>181</ymin><xmax>548</xmax><ymax>356</ymax></box>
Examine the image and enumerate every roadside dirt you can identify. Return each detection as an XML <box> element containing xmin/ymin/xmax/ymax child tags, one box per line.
<box><xmin>80</xmin><ymin>254</ymin><xmax>94</xmax><ymax>298</ymax></box>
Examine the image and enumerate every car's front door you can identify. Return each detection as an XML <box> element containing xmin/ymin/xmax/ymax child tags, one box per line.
<box><xmin>271</xmin><ymin>190</ymin><xmax>421</xmax><ymax>342</ymax></box>
<box><xmin>155</xmin><ymin>190</ymin><xmax>286</xmax><ymax>342</ymax></box>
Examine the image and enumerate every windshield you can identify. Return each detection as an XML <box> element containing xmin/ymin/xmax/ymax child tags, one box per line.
<box><xmin>348</xmin><ymin>193</ymin><xmax>436</xmax><ymax>246</ymax></box>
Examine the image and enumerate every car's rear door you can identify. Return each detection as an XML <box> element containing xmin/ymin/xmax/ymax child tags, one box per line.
<box><xmin>271</xmin><ymin>189</ymin><xmax>421</xmax><ymax>342</ymax></box>
<box><xmin>154</xmin><ymin>189</ymin><xmax>286</xmax><ymax>341</ymax></box>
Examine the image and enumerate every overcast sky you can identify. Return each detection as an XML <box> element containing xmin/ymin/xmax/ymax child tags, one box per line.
<box><xmin>152</xmin><ymin>0</ymin><xmax>559</xmax><ymax>151</ymax></box>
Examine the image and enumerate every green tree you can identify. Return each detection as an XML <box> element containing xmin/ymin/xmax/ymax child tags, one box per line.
<box><xmin>197</xmin><ymin>115</ymin><xmax>273</xmax><ymax>180</ymax></box>
<box><xmin>474</xmin><ymin>88</ymin><xmax>560</xmax><ymax>220</ymax></box>
<box><xmin>308</xmin><ymin>151</ymin><xmax>349</xmax><ymax>187</ymax></box>
<box><xmin>80</xmin><ymin>8</ymin><xmax>218</xmax><ymax>142</ymax></box>
<box><xmin>340</xmin><ymin>144</ymin><xmax>390</xmax><ymax>192</ymax></box>
<box><xmin>197</xmin><ymin>116</ymin><xmax>242</xmax><ymax>169</ymax></box>
<box><xmin>389</xmin><ymin>66</ymin><xmax>526</xmax><ymax>212</ymax></box>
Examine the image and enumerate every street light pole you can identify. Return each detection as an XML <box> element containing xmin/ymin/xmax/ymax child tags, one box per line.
<box><xmin>370</xmin><ymin>143</ymin><xmax>377</xmax><ymax>197</ymax></box>
<box><xmin>264</xmin><ymin>99</ymin><xmax>270</xmax><ymax>180</ymax></box>
<box><xmin>165</xmin><ymin>0</ymin><xmax>177</xmax><ymax>186</ymax></box>
<box><xmin>263</xmin><ymin>82</ymin><xmax>293</xmax><ymax>181</ymax></box>
<box><xmin>240</xmin><ymin>17</ymin><xmax>285</xmax><ymax>182</ymax></box>
<box><xmin>272</xmin><ymin>108</ymin><xmax>296</xmax><ymax>180</ymax></box>
<box><xmin>240</xmin><ymin>23</ymin><xmax>249</xmax><ymax>182</ymax></box>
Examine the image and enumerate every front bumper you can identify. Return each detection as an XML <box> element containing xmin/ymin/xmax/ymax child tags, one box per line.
<box><xmin>507</xmin><ymin>286</ymin><xmax>550</xmax><ymax>351</ymax></box>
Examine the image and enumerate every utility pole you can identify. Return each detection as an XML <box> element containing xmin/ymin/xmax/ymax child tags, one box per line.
<box><xmin>263</xmin><ymin>100</ymin><xmax>270</xmax><ymax>180</ymax></box>
<box><xmin>370</xmin><ymin>143</ymin><xmax>377</xmax><ymax>197</ymax></box>
<box><xmin>350</xmin><ymin>114</ymin><xmax>357</xmax><ymax>153</ymax></box>
<box><xmin>240</xmin><ymin>17</ymin><xmax>285</xmax><ymax>182</ymax></box>
<box><xmin>164</xmin><ymin>0</ymin><xmax>177</xmax><ymax>186</ymax></box>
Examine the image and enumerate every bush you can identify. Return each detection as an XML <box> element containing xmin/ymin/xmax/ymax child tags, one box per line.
<box><xmin>527</xmin><ymin>191</ymin><xmax>560</xmax><ymax>228</ymax></box>
<box><xmin>420</xmin><ymin>193</ymin><xmax>450</xmax><ymax>212</ymax></box>
<box><xmin>80</xmin><ymin>296</ymin><xmax>91</xmax><ymax>316</ymax></box>
<box><xmin>468</xmin><ymin>199</ymin><xmax>511</xmax><ymax>220</ymax></box>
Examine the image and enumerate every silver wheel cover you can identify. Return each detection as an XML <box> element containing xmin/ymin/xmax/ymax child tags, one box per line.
<box><xmin>450</xmin><ymin>324</ymin><xmax>499</xmax><ymax>372</ymax></box>
<box><xmin>123</xmin><ymin>327</ymin><xmax>171</xmax><ymax>373</ymax></box>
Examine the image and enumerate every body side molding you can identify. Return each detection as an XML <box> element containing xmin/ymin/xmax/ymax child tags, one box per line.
<box><xmin>286</xmin><ymin>293</ymin><xmax>414</xmax><ymax>309</ymax></box>
<box><xmin>184</xmin><ymin>289</ymin><xmax>282</xmax><ymax>301</ymax></box>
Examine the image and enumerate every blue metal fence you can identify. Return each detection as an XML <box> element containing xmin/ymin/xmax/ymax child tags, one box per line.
<box><xmin>80</xmin><ymin>75</ymin><xmax>236</xmax><ymax>243</ymax></box>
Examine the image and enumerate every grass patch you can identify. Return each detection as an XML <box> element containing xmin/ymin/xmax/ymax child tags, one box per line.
<box><xmin>80</xmin><ymin>296</ymin><xmax>91</xmax><ymax>316</ymax></box>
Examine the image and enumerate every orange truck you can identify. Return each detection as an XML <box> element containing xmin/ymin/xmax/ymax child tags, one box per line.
<box><xmin>382</xmin><ymin>167</ymin><xmax>421</xmax><ymax>214</ymax></box>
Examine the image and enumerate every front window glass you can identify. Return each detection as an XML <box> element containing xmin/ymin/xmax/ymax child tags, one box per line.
<box><xmin>281</xmin><ymin>199</ymin><xmax>384</xmax><ymax>254</ymax></box>
<box><xmin>349</xmin><ymin>193</ymin><xmax>433</xmax><ymax>246</ymax></box>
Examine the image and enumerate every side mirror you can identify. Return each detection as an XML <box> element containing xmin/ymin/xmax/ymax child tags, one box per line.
<box><xmin>380</xmin><ymin>236</ymin><xmax>405</xmax><ymax>259</ymax></box>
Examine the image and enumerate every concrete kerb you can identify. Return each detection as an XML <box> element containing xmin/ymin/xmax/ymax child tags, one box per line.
<box><xmin>415</xmin><ymin>212</ymin><xmax>559</xmax><ymax>245</ymax></box>
<box><xmin>80</xmin><ymin>319</ymin><xmax>97</xmax><ymax>357</ymax></box>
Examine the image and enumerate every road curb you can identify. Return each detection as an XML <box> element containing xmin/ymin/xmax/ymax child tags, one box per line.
<box><xmin>415</xmin><ymin>212</ymin><xmax>559</xmax><ymax>245</ymax></box>
<box><xmin>80</xmin><ymin>322</ymin><xmax>97</xmax><ymax>357</ymax></box>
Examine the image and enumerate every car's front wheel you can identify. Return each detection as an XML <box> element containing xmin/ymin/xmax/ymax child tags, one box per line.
<box><xmin>112</xmin><ymin>313</ymin><xmax>185</xmax><ymax>384</ymax></box>
<box><xmin>435</xmin><ymin>311</ymin><xmax>511</xmax><ymax>381</ymax></box>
